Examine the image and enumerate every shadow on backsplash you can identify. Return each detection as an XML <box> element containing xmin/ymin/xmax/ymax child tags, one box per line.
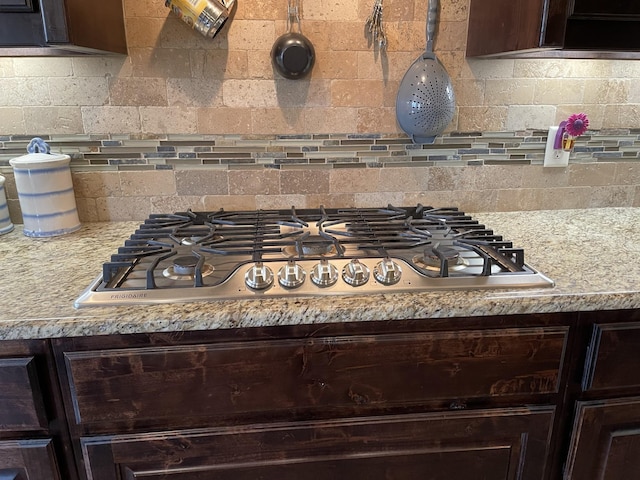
<box><xmin>0</xmin><ymin>130</ymin><xmax>639</xmax><ymax>222</ymax></box>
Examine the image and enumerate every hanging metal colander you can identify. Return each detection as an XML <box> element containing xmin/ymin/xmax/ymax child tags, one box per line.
<box><xmin>395</xmin><ymin>0</ymin><xmax>455</xmax><ymax>144</ymax></box>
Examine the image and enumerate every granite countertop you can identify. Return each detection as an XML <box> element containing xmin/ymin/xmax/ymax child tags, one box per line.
<box><xmin>1</xmin><ymin>207</ymin><xmax>639</xmax><ymax>340</ymax></box>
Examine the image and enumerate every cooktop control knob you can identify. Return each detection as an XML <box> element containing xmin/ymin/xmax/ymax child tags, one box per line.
<box><xmin>245</xmin><ymin>262</ymin><xmax>274</xmax><ymax>290</ymax></box>
<box><xmin>374</xmin><ymin>258</ymin><xmax>402</xmax><ymax>285</ymax></box>
<box><xmin>310</xmin><ymin>259</ymin><xmax>339</xmax><ymax>287</ymax></box>
<box><xmin>342</xmin><ymin>259</ymin><xmax>370</xmax><ymax>287</ymax></box>
<box><xmin>278</xmin><ymin>260</ymin><xmax>306</xmax><ymax>289</ymax></box>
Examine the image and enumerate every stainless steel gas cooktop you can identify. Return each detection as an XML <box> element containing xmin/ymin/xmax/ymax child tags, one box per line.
<box><xmin>74</xmin><ymin>205</ymin><xmax>554</xmax><ymax>307</ymax></box>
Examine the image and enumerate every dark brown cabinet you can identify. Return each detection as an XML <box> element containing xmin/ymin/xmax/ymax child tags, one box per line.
<box><xmin>51</xmin><ymin>316</ymin><xmax>573</xmax><ymax>480</ymax></box>
<box><xmin>0</xmin><ymin>0</ymin><xmax>126</xmax><ymax>55</ymax></box>
<box><xmin>565</xmin><ymin>397</ymin><xmax>640</xmax><ymax>479</ymax></box>
<box><xmin>0</xmin><ymin>340</ymin><xmax>75</xmax><ymax>480</ymax></box>
<box><xmin>3</xmin><ymin>309</ymin><xmax>639</xmax><ymax>479</ymax></box>
<box><xmin>466</xmin><ymin>0</ymin><xmax>640</xmax><ymax>58</ymax></box>
<box><xmin>581</xmin><ymin>321</ymin><xmax>640</xmax><ymax>393</ymax></box>
<box><xmin>79</xmin><ymin>408</ymin><xmax>555</xmax><ymax>480</ymax></box>
<box><xmin>0</xmin><ymin>438</ymin><xmax>61</xmax><ymax>480</ymax></box>
<box><xmin>60</xmin><ymin>327</ymin><xmax>567</xmax><ymax>430</ymax></box>
<box><xmin>0</xmin><ymin>357</ymin><xmax>48</xmax><ymax>431</ymax></box>
<box><xmin>562</xmin><ymin>314</ymin><xmax>640</xmax><ymax>479</ymax></box>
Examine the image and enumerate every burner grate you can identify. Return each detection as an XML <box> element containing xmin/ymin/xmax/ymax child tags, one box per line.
<box><xmin>75</xmin><ymin>205</ymin><xmax>554</xmax><ymax>307</ymax></box>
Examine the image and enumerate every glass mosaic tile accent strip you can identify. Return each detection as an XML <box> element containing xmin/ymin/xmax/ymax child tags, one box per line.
<box><xmin>0</xmin><ymin>130</ymin><xmax>639</xmax><ymax>172</ymax></box>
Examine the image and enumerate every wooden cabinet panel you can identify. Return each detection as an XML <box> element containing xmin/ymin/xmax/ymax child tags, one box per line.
<box><xmin>582</xmin><ymin>322</ymin><xmax>640</xmax><ymax>392</ymax></box>
<box><xmin>573</xmin><ymin>0</ymin><xmax>640</xmax><ymax>15</ymax></box>
<box><xmin>466</xmin><ymin>1</ymin><xmax>548</xmax><ymax>57</ymax></box>
<box><xmin>0</xmin><ymin>357</ymin><xmax>47</xmax><ymax>431</ymax></box>
<box><xmin>565</xmin><ymin>397</ymin><xmax>640</xmax><ymax>479</ymax></box>
<box><xmin>80</xmin><ymin>408</ymin><xmax>554</xmax><ymax>480</ymax></box>
<box><xmin>0</xmin><ymin>439</ymin><xmax>61</xmax><ymax>480</ymax></box>
<box><xmin>0</xmin><ymin>0</ymin><xmax>126</xmax><ymax>54</ymax></box>
<box><xmin>62</xmin><ymin>327</ymin><xmax>567</xmax><ymax>428</ymax></box>
<box><xmin>467</xmin><ymin>0</ymin><xmax>640</xmax><ymax>57</ymax></box>
<box><xmin>0</xmin><ymin>0</ymin><xmax>35</xmax><ymax>12</ymax></box>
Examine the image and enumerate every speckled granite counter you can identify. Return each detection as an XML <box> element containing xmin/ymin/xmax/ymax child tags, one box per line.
<box><xmin>1</xmin><ymin>207</ymin><xmax>639</xmax><ymax>340</ymax></box>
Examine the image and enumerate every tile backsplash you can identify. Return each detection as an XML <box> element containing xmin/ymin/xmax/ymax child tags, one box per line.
<box><xmin>1</xmin><ymin>0</ymin><xmax>640</xmax><ymax>221</ymax></box>
<box><xmin>1</xmin><ymin>0</ymin><xmax>640</xmax><ymax>136</ymax></box>
<box><xmin>1</xmin><ymin>130</ymin><xmax>639</xmax><ymax>221</ymax></box>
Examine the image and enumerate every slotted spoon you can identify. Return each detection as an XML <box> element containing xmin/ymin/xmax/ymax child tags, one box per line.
<box><xmin>395</xmin><ymin>0</ymin><xmax>455</xmax><ymax>144</ymax></box>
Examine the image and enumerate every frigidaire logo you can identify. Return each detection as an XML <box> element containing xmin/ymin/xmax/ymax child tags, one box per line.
<box><xmin>110</xmin><ymin>293</ymin><xmax>148</xmax><ymax>300</ymax></box>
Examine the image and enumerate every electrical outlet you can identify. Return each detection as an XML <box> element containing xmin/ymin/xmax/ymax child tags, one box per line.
<box><xmin>544</xmin><ymin>126</ymin><xmax>570</xmax><ymax>167</ymax></box>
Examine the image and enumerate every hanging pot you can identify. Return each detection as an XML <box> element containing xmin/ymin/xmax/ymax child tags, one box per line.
<box><xmin>271</xmin><ymin>0</ymin><xmax>315</xmax><ymax>80</ymax></box>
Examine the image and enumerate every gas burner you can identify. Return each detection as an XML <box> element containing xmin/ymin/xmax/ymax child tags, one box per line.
<box><xmin>163</xmin><ymin>255</ymin><xmax>215</xmax><ymax>281</ymax></box>
<box><xmin>280</xmin><ymin>225</ymin><xmax>341</xmax><ymax>258</ymax></box>
<box><xmin>180</xmin><ymin>236</ymin><xmax>205</xmax><ymax>246</ymax></box>
<box><xmin>283</xmin><ymin>237</ymin><xmax>338</xmax><ymax>258</ymax></box>
<box><xmin>76</xmin><ymin>205</ymin><xmax>555</xmax><ymax>308</ymax></box>
<box><xmin>413</xmin><ymin>246</ymin><xmax>469</xmax><ymax>273</ymax></box>
<box><xmin>301</xmin><ymin>240</ymin><xmax>338</xmax><ymax>256</ymax></box>
<box><xmin>177</xmin><ymin>233</ymin><xmax>223</xmax><ymax>246</ymax></box>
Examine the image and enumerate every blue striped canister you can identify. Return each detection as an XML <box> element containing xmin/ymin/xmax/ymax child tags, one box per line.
<box><xmin>0</xmin><ymin>174</ymin><xmax>14</xmax><ymax>235</ymax></box>
<box><xmin>9</xmin><ymin>153</ymin><xmax>81</xmax><ymax>237</ymax></box>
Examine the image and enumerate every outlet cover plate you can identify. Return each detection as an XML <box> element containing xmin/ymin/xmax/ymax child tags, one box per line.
<box><xmin>544</xmin><ymin>126</ymin><xmax>570</xmax><ymax>167</ymax></box>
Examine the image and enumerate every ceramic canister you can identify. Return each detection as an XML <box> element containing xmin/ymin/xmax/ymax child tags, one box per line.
<box><xmin>9</xmin><ymin>152</ymin><xmax>81</xmax><ymax>237</ymax></box>
<box><xmin>0</xmin><ymin>174</ymin><xmax>14</xmax><ymax>235</ymax></box>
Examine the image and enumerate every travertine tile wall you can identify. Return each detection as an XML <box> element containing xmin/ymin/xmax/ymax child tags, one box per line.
<box><xmin>0</xmin><ymin>0</ymin><xmax>639</xmax><ymax>135</ymax></box>
<box><xmin>1</xmin><ymin>0</ymin><xmax>640</xmax><ymax>221</ymax></box>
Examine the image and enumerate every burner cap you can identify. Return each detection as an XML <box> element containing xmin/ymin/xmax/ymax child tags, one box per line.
<box><xmin>301</xmin><ymin>241</ymin><xmax>336</xmax><ymax>256</ymax></box>
<box><xmin>172</xmin><ymin>256</ymin><xmax>199</xmax><ymax>274</ymax></box>
<box><xmin>283</xmin><ymin>236</ymin><xmax>337</xmax><ymax>257</ymax></box>
<box><xmin>424</xmin><ymin>246</ymin><xmax>460</xmax><ymax>265</ymax></box>
<box><xmin>179</xmin><ymin>234</ymin><xmax>222</xmax><ymax>246</ymax></box>
<box><xmin>413</xmin><ymin>246</ymin><xmax>468</xmax><ymax>273</ymax></box>
<box><xmin>163</xmin><ymin>255</ymin><xmax>214</xmax><ymax>281</ymax></box>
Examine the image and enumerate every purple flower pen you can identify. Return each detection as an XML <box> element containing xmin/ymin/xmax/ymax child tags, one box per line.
<box><xmin>555</xmin><ymin>113</ymin><xmax>589</xmax><ymax>151</ymax></box>
<box><xmin>565</xmin><ymin>113</ymin><xmax>590</xmax><ymax>137</ymax></box>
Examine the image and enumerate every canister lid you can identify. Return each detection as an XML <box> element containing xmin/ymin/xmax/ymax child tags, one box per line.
<box><xmin>9</xmin><ymin>152</ymin><xmax>71</xmax><ymax>170</ymax></box>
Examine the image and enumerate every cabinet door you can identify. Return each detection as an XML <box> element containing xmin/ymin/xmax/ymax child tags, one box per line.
<box><xmin>467</xmin><ymin>0</ymin><xmax>640</xmax><ymax>56</ymax></box>
<box><xmin>0</xmin><ymin>0</ymin><xmax>36</xmax><ymax>12</ymax></box>
<box><xmin>61</xmin><ymin>327</ymin><xmax>567</xmax><ymax>432</ymax></box>
<box><xmin>564</xmin><ymin>0</ymin><xmax>640</xmax><ymax>50</ymax></box>
<box><xmin>0</xmin><ymin>439</ymin><xmax>61</xmax><ymax>480</ymax></box>
<box><xmin>565</xmin><ymin>397</ymin><xmax>640</xmax><ymax>479</ymax></box>
<box><xmin>0</xmin><ymin>357</ymin><xmax>48</xmax><ymax>431</ymax></box>
<box><xmin>466</xmin><ymin>1</ymin><xmax>548</xmax><ymax>56</ymax></box>
<box><xmin>573</xmin><ymin>0</ymin><xmax>640</xmax><ymax>15</ymax></box>
<box><xmin>0</xmin><ymin>9</ymin><xmax>45</xmax><ymax>45</ymax></box>
<box><xmin>80</xmin><ymin>407</ymin><xmax>554</xmax><ymax>480</ymax></box>
<box><xmin>582</xmin><ymin>322</ymin><xmax>640</xmax><ymax>393</ymax></box>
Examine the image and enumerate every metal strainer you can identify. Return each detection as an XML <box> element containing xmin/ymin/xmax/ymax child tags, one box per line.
<box><xmin>395</xmin><ymin>0</ymin><xmax>455</xmax><ymax>144</ymax></box>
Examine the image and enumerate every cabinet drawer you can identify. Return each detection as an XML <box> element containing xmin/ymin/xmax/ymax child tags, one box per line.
<box><xmin>0</xmin><ymin>438</ymin><xmax>61</xmax><ymax>480</ymax></box>
<box><xmin>582</xmin><ymin>322</ymin><xmax>640</xmax><ymax>392</ymax></box>
<box><xmin>80</xmin><ymin>407</ymin><xmax>554</xmax><ymax>480</ymax></box>
<box><xmin>0</xmin><ymin>357</ymin><xmax>47</xmax><ymax>431</ymax></box>
<box><xmin>63</xmin><ymin>327</ymin><xmax>568</xmax><ymax>427</ymax></box>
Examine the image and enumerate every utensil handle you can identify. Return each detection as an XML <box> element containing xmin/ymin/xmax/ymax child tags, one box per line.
<box><xmin>287</xmin><ymin>0</ymin><xmax>302</xmax><ymax>33</ymax></box>
<box><xmin>426</xmin><ymin>0</ymin><xmax>438</xmax><ymax>53</ymax></box>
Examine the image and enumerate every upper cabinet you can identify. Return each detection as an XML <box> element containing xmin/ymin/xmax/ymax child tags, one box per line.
<box><xmin>466</xmin><ymin>0</ymin><xmax>640</xmax><ymax>59</ymax></box>
<box><xmin>0</xmin><ymin>0</ymin><xmax>127</xmax><ymax>56</ymax></box>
